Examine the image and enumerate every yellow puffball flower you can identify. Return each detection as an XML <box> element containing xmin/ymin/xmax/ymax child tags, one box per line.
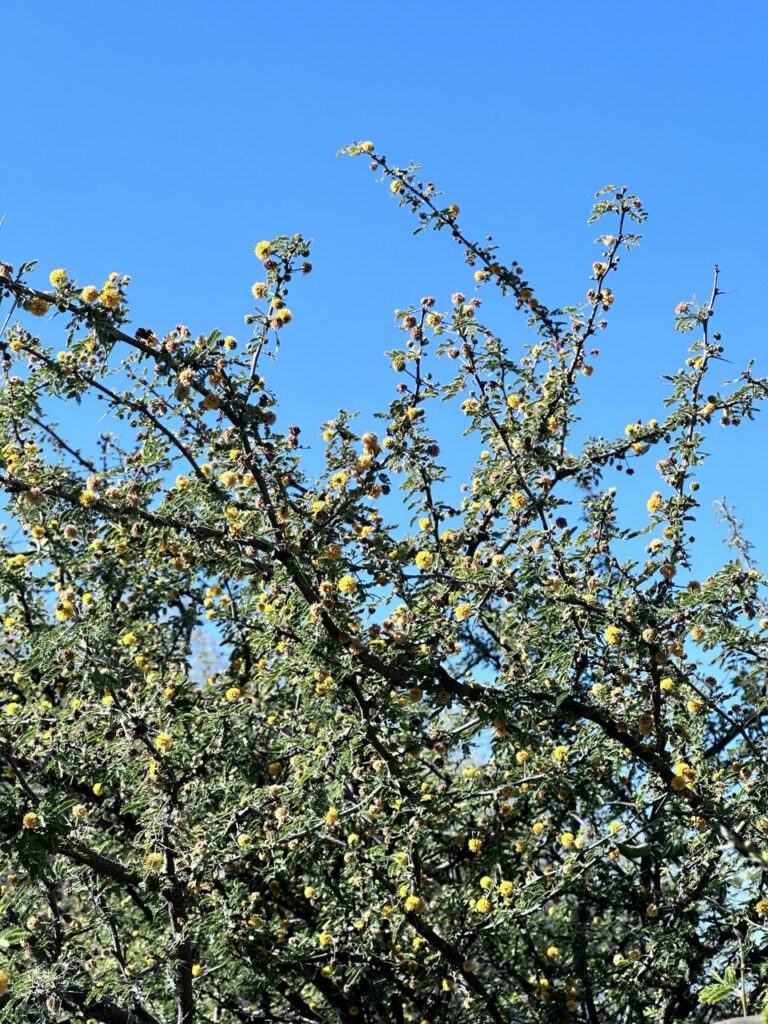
<box><xmin>646</xmin><ymin>491</ymin><xmax>664</xmax><ymax>514</ymax></box>
<box><xmin>755</xmin><ymin>899</ymin><xmax>768</xmax><ymax>917</ymax></box>
<box><xmin>0</xmin><ymin>970</ymin><xmax>8</xmax><ymax>995</ymax></box>
<box><xmin>79</xmin><ymin>489</ymin><xmax>99</xmax><ymax>508</ymax></box>
<box><xmin>24</xmin><ymin>296</ymin><xmax>51</xmax><ymax>316</ymax></box>
<box><xmin>49</xmin><ymin>268</ymin><xmax>68</xmax><ymax>289</ymax></box>
<box><xmin>552</xmin><ymin>745</ymin><xmax>569</xmax><ymax>762</ymax></box>
<box><xmin>144</xmin><ymin>851</ymin><xmax>163</xmax><ymax>869</ymax></box>
<box><xmin>22</xmin><ymin>811</ymin><xmax>39</xmax><ymax>830</ymax></box>
<box><xmin>337</xmin><ymin>574</ymin><xmax>357</xmax><ymax>595</ymax></box>
<box><xmin>92</xmin><ymin>782</ymin><xmax>103</xmax><ymax>796</ymax></box>
<box><xmin>454</xmin><ymin>603</ymin><xmax>473</xmax><ymax>622</ymax></box>
<box><xmin>72</xmin><ymin>804</ymin><xmax>87</xmax><ymax>820</ymax></box>
<box><xmin>155</xmin><ymin>732</ymin><xmax>173</xmax><ymax>753</ymax></box>
<box><xmin>479</xmin><ymin>875</ymin><xmax>493</xmax><ymax>890</ymax></box>
<box><xmin>560</xmin><ymin>832</ymin><xmax>575</xmax><ymax>848</ymax></box>
<box><xmin>251</xmin><ymin>281</ymin><xmax>268</xmax><ymax>299</ymax></box>
<box><xmin>499</xmin><ymin>880</ymin><xmax>514</xmax><ymax>897</ymax></box>
<box><xmin>254</xmin><ymin>240</ymin><xmax>271</xmax><ymax>260</ymax></box>
<box><xmin>532</xmin><ymin>821</ymin><xmax>545</xmax><ymax>835</ymax></box>
<box><xmin>359</xmin><ymin>140</ymin><xmax>374</xmax><ymax>153</ymax></box>
<box><xmin>404</xmin><ymin>894</ymin><xmax>424</xmax><ymax>913</ymax></box>
<box><xmin>237</xmin><ymin>834</ymin><xmax>251</xmax><ymax>849</ymax></box>
<box><xmin>191</xmin><ymin>964</ymin><xmax>203</xmax><ymax>978</ymax></box>
<box><xmin>604</xmin><ymin>624</ymin><xmax>621</xmax><ymax>646</ymax></box>
<box><xmin>80</xmin><ymin>285</ymin><xmax>99</xmax><ymax>303</ymax></box>
<box><xmin>510</xmin><ymin>490</ymin><xmax>527</xmax><ymax>511</ymax></box>
<box><xmin>546</xmin><ymin>945</ymin><xmax>560</xmax><ymax>959</ymax></box>
<box><xmin>468</xmin><ymin>837</ymin><xmax>483</xmax><ymax>853</ymax></box>
<box><xmin>414</xmin><ymin>550</ymin><xmax>434</xmax><ymax>571</ymax></box>
<box><xmin>686</xmin><ymin>698</ymin><xmax>704</xmax><ymax>715</ymax></box>
<box><xmin>390</xmin><ymin>179</ymin><xmax>403</xmax><ymax>195</ymax></box>
<box><xmin>99</xmin><ymin>286</ymin><xmax>120</xmax><ymax>309</ymax></box>
<box><xmin>325</xmin><ymin>807</ymin><xmax>339</xmax><ymax>827</ymax></box>
<box><xmin>475</xmin><ymin>896</ymin><xmax>492</xmax><ymax>913</ymax></box>
<box><xmin>660</xmin><ymin>677</ymin><xmax>675</xmax><ymax>691</ymax></box>
<box><xmin>317</xmin><ymin>931</ymin><xmax>334</xmax><ymax>947</ymax></box>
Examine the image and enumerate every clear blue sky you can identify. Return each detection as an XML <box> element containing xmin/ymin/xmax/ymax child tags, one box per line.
<box><xmin>2</xmin><ymin>0</ymin><xmax>767</xmax><ymax>569</ymax></box>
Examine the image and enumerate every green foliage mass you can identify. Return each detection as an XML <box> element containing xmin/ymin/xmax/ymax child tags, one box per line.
<box><xmin>1</xmin><ymin>144</ymin><xmax>767</xmax><ymax>1024</ymax></box>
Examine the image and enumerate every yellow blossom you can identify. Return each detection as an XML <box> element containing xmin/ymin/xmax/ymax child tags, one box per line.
<box><xmin>414</xmin><ymin>550</ymin><xmax>434</xmax><ymax>571</ymax></box>
<box><xmin>155</xmin><ymin>732</ymin><xmax>173</xmax><ymax>753</ymax></box>
<box><xmin>255</xmin><ymin>240</ymin><xmax>271</xmax><ymax>260</ymax></box>
<box><xmin>604</xmin><ymin>624</ymin><xmax>621</xmax><ymax>646</ymax></box>
<box><xmin>337</xmin><ymin>575</ymin><xmax>357</xmax><ymax>595</ymax></box>
<box><xmin>22</xmin><ymin>811</ymin><xmax>39</xmax><ymax>829</ymax></box>
<box><xmin>647</xmin><ymin>491</ymin><xmax>664</xmax><ymax>514</ymax></box>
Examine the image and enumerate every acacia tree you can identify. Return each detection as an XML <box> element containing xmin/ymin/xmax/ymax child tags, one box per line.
<box><xmin>1</xmin><ymin>142</ymin><xmax>767</xmax><ymax>1024</ymax></box>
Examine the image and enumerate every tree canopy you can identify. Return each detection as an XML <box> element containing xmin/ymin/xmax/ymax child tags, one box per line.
<box><xmin>1</xmin><ymin>143</ymin><xmax>767</xmax><ymax>1024</ymax></box>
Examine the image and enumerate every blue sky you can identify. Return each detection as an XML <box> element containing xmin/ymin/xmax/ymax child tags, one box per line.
<box><xmin>2</xmin><ymin>0</ymin><xmax>767</xmax><ymax>570</ymax></box>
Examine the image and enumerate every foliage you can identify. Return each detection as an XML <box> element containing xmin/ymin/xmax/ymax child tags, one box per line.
<box><xmin>1</xmin><ymin>143</ymin><xmax>768</xmax><ymax>1024</ymax></box>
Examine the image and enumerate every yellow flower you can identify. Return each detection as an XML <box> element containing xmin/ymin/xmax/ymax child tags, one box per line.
<box><xmin>304</xmin><ymin>885</ymin><xmax>316</xmax><ymax>899</ymax></box>
<box><xmin>454</xmin><ymin>603</ymin><xmax>472</xmax><ymax>622</ymax></box>
<box><xmin>414</xmin><ymin>550</ymin><xmax>434</xmax><ymax>571</ymax></box>
<box><xmin>560</xmin><ymin>832</ymin><xmax>575</xmax><ymax>848</ymax></box>
<box><xmin>254</xmin><ymin>240</ymin><xmax>271</xmax><ymax>260</ymax></box>
<box><xmin>237</xmin><ymin>833</ymin><xmax>251</xmax><ymax>849</ymax></box>
<box><xmin>646</xmin><ymin>491</ymin><xmax>664</xmax><ymax>514</ymax></box>
<box><xmin>755</xmin><ymin>899</ymin><xmax>768</xmax><ymax>917</ymax></box>
<box><xmin>155</xmin><ymin>732</ymin><xmax>173</xmax><ymax>753</ymax></box>
<box><xmin>532</xmin><ymin>821</ymin><xmax>545</xmax><ymax>835</ymax></box>
<box><xmin>479</xmin><ymin>875</ymin><xmax>493</xmax><ymax>890</ymax></box>
<box><xmin>499</xmin><ymin>880</ymin><xmax>514</xmax><ymax>897</ymax></box>
<box><xmin>546</xmin><ymin>945</ymin><xmax>560</xmax><ymax>959</ymax></box>
<box><xmin>686</xmin><ymin>698</ymin><xmax>704</xmax><ymax>715</ymax></box>
<box><xmin>49</xmin><ymin>268</ymin><xmax>68</xmax><ymax>288</ymax></box>
<box><xmin>359</xmin><ymin>140</ymin><xmax>374</xmax><ymax>153</ymax></box>
<box><xmin>510</xmin><ymin>490</ymin><xmax>527</xmax><ymax>511</ymax></box>
<box><xmin>552</xmin><ymin>745</ymin><xmax>569</xmax><ymax>762</ymax></box>
<box><xmin>390</xmin><ymin>179</ymin><xmax>403</xmax><ymax>195</ymax></box>
<box><xmin>79</xmin><ymin>489</ymin><xmax>99</xmax><ymax>508</ymax></box>
<box><xmin>72</xmin><ymin>804</ymin><xmax>87</xmax><ymax>819</ymax></box>
<box><xmin>251</xmin><ymin>281</ymin><xmax>268</xmax><ymax>299</ymax></box>
<box><xmin>325</xmin><ymin>807</ymin><xmax>339</xmax><ymax>826</ymax></box>
<box><xmin>337</xmin><ymin>575</ymin><xmax>357</xmax><ymax>595</ymax></box>
<box><xmin>475</xmin><ymin>896</ymin><xmax>492</xmax><ymax>913</ymax></box>
<box><xmin>660</xmin><ymin>677</ymin><xmax>674</xmax><ymax>691</ymax></box>
<box><xmin>144</xmin><ymin>851</ymin><xmax>163</xmax><ymax>869</ymax></box>
<box><xmin>317</xmin><ymin>931</ymin><xmax>334</xmax><ymax>946</ymax></box>
<box><xmin>191</xmin><ymin>964</ymin><xmax>203</xmax><ymax>978</ymax></box>
<box><xmin>92</xmin><ymin>782</ymin><xmax>103</xmax><ymax>796</ymax></box>
<box><xmin>689</xmin><ymin>625</ymin><xmax>705</xmax><ymax>642</ymax></box>
<box><xmin>22</xmin><ymin>811</ymin><xmax>39</xmax><ymax>829</ymax></box>
<box><xmin>0</xmin><ymin>969</ymin><xmax>8</xmax><ymax>995</ymax></box>
<box><xmin>671</xmin><ymin>760</ymin><xmax>695</xmax><ymax>792</ymax></box>
<box><xmin>24</xmin><ymin>296</ymin><xmax>51</xmax><ymax>317</ymax></box>
<box><xmin>99</xmin><ymin>286</ymin><xmax>120</xmax><ymax>309</ymax></box>
<box><xmin>604</xmin><ymin>624</ymin><xmax>621</xmax><ymax>646</ymax></box>
<box><xmin>468</xmin><ymin>837</ymin><xmax>482</xmax><ymax>853</ymax></box>
<box><xmin>404</xmin><ymin>894</ymin><xmax>423</xmax><ymax>913</ymax></box>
